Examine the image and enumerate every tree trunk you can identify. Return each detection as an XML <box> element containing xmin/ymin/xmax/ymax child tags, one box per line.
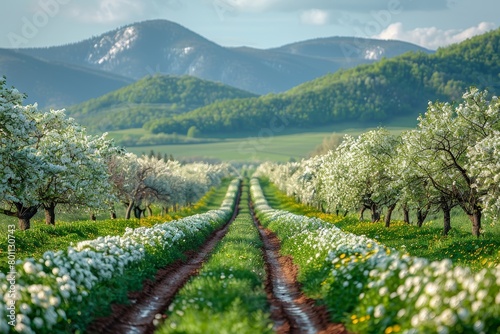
<box><xmin>110</xmin><ymin>205</ymin><xmax>117</xmax><ymax>219</ymax></box>
<box><xmin>385</xmin><ymin>203</ymin><xmax>397</xmax><ymax>228</ymax></box>
<box><xmin>44</xmin><ymin>203</ymin><xmax>56</xmax><ymax>225</ymax></box>
<box><xmin>125</xmin><ymin>201</ymin><xmax>134</xmax><ymax>219</ymax></box>
<box><xmin>359</xmin><ymin>206</ymin><xmax>366</xmax><ymax>220</ymax></box>
<box><xmin>1</xmin><ymin>204</ymin><xmax>37</xmax><ymax>230</ymax></box>
<box><xmin>147</xmin><ymin>205</ymin><xmax>153</xmax><ymax>217</ymax></box>
<box><xmin>162</xmin><ymin>206</ymin><xmax>169</xmax><ymax>215</ymax></box>
<box><xmin>417</xmin><ymin>204</ymin><xmax>431</xmax><ymax>227</ymax></box>
<box><xmin>18</xmin><ymin>217</ymin><xmax>31</xmax><ymax>230</ymax></box>
<box><xmin>417</xmin><ymin>209</ymin><xmax>425</xmax><ymax>227</ymax></box>
<box><xmin>442</xmin><ymin>202</ymin><xmax>451</xmax><ymax>236</ymax></box>
<box><xmin>370</xmin><ymin>204</ymin><xmax>380</xmax><ymax>223</ymax></box>
<box><xmin>469</xmin><ymin>206</ymin><xmax>482</xmax><ymax>237</ymax></box>
<box><xmin>403</xmin><ymin>205</ymin><xmax>410</xmax><ymax>224</ymax></box>
<box><xmin>16</xmin><ymin>204</ymin><xmax>38</xmax><ymax>231</ymax></box>
<box><xmin>133</xmin><ymin>206</ymin><xmax>144</xmax><ymax>219</ymax></box>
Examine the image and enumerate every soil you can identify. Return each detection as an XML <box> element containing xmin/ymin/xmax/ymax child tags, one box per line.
<box><xmin>250</xmin><ymin>200</ymin><xmax>350</xmax><ymax>334</ymax></box>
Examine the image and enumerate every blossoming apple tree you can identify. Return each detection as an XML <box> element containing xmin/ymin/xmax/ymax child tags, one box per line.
<box><xmin>33</xmin><ymin>109</ymin><xmax>120</xmax><ymax>225</ymax></box>
<box><xmin>316</xmin><ymin>129</ymin><xmax>400</xmax><ymax>225</ymax></box>
<box><xmin>0</xmin><ymin>77</ymin><xmax>45</xmax><ymax>229</ymax></box>
<box><xmin>403</xmin><ymin>88</ymin><xmax>500</xmax><ymax>236</ymax></box>
<box><xmin>0</xmin><ymin>78</ymin><xmax>118</xmax><ymax>229</ymax></box>
<box><xmin>107</xmin><ymin>153</ymin><xmax>231</xmax><ymax>218</ymax></box>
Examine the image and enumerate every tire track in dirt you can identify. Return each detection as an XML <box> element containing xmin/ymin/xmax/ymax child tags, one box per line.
<box><xmin>250</xmin><ymin>198</ymin><xmax>349</xmax><ymax>334</ymax></box>
<box><xmin>87</xmin><ymin>185</ymin><xmax>242</xmax><ymax>334</ymax></box>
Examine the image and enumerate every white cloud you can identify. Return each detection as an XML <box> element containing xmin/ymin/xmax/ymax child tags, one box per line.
<box><xmin>300</xmin><ymin>9</ymin><xmax>329</xmax><ymax>25</ymax></box>
<box><xmin>66</xmin><ymin>0</ymin><xmax>144</xmax><ymax>23</ymax></box>
<box><xmin>212</xmin><ymin>0</ymin><xmax>280</xmax><ymax>13</ymax></box>
<box><xmin>374</xmin><ymin>22</ymin><xmax>497</xmax><ymax>49</ymax></box>
<box><xmin>212</xmin><ymin>0</ymin><xmax>448</xmax><ymax>12</ymax></box>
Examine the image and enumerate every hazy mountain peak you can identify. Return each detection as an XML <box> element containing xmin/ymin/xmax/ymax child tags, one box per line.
<box><xmin>89</xmin><ymin>26</ymin><xmax>139</xmax><ymax>65</ymax></box>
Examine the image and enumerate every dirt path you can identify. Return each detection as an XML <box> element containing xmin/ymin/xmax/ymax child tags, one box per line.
<box><xmin>87</xmin><ymin>187</ymin><xmax>241</xmax><ymax>334</ymax></box>
<box><xmin>88</xmin><ymin>184</ymin><xmax>348</xmax><ymax>334</ymax></box>
<box><xmin>250</xmin><ymin>199</ymin><xmax>349</xmax><ymax>334</ymax></box>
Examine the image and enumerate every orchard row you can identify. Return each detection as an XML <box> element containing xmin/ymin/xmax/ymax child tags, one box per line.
<box><xmin>0</xmin><ymin>179</ymin><xmax>240</xmax><ymax>333</ymax></box>
<box><xmin>250</xmin><ymin>178</ymin><xmax>500</xmax><ymax>334</ymax></box>
<box><xmin>256</xmin><ymin>87</ymin><xmax>500</xmax><ymax>237</ymax></box>
<box><xmin>0</xmin><ymin>78</ymin><xmax>231</xmax><ymax>230</ymax></box>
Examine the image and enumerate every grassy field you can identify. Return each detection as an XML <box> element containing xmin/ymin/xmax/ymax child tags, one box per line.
<box><xmin>111</xmin><ymin>117</ymin><xmax>417</xmax><ymax>162</ymax></box>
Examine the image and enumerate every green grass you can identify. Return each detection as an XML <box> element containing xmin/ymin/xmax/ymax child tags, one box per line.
<box><xmin>259</xmin><ymin>179</ymin><xmax>500</xmax><ymax>272</ymax></box>
<box><xmin>125</xmin><ymin>127</ymin><xmax>408</xmax><ymax>162</ymax></box>
<box><xmin>0</xmin><ymin>179</ymin><xmax>233</xmax><ymax>231</ymax></box>
<box><xmin>108</xmin><ymin>117</ymin><xmax>416</xmax><ymax>162</ymax></box>
<box><xmin>0</xmin><ymin>201</ymin><xmax>130</xmax><ymax>231</ymax></box>
<box><xmin>106</xmin><ymin>128</ymin><xmax>222</xmax><ymax>147</ymax></box>
<box><xmin>106</xmin><ymin>127</ymin><xmax>149</xmax><ymax>140</ymax></box>
<box><xmin>339</xmin><ymin>217</ymin><xmax>500</xmax><ymax>272</ymax></box>
<box><xmin>156</xmin><ymin>182</ymin><xmax>272</xmax><ymax>333</ymax></box>
<box><xmin>0</xmin><ymin>179</ymin><xmax>233</xmax><ymax>273</ymax></box>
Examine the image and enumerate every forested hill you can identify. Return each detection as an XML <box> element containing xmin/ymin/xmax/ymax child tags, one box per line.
<box><xmin>144</xmin><ymin>28</ymin><xmax>500</xmax><ymax>136</ymax></box>
<box><xmin>66</xmin><ymin>75</ymin><xmax>257</xmax><ymax>131</ymax></box>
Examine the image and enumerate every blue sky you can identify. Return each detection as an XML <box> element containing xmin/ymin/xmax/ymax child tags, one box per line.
<box><xmin>1</xmin><ymin>0</ymin><xmax>499</xmax><ymax>50</ymax></box>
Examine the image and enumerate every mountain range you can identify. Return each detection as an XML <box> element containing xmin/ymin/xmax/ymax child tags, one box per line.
<box><xmin>143</xmin><ymin>28</ymin><xmax>500</xmax><ymax>136</ymax></box>
<box><xmin>1</xmin><ymin>19</ymin><xmax>431</xmax><ymax>109</ymax></box>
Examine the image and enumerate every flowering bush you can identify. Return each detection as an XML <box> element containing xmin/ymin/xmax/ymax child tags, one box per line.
<box><xmin>0</xmin><ymin>179</ymin><xmax>240</xmax><ymax>333</ymax></box>
<box><xmin>250</xmin><ymin>178</ymin><xmax>500</xmax><ymax>334</ymax></box>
